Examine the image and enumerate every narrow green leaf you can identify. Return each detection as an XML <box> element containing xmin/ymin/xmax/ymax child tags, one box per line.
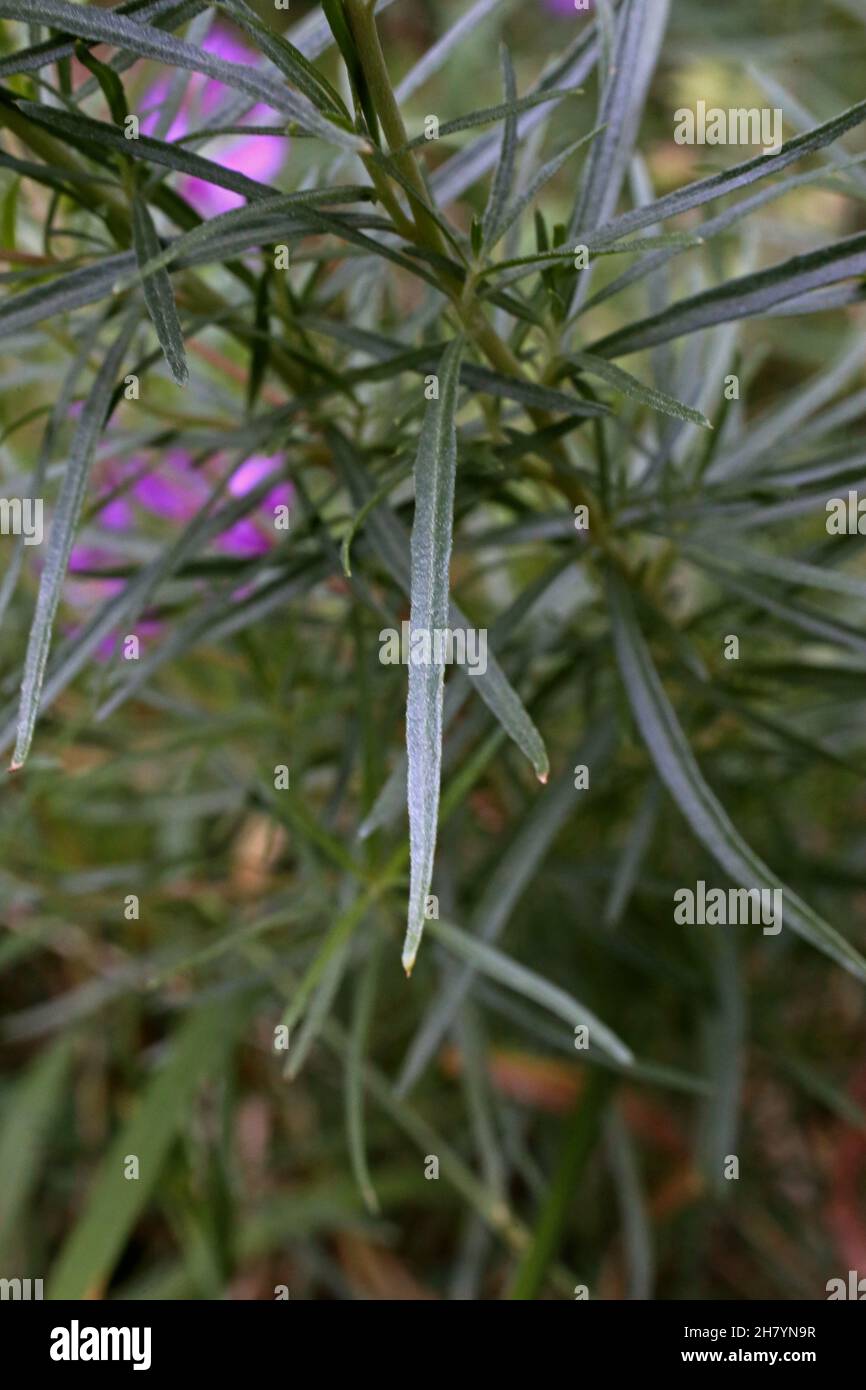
<box><xmin>684</xmin><ymin>539</ymin><xmax>866</xmax><ymax>603</ymax></box>
<box><xmin>431</xmin><ymin>14</ymin><xmax>603</xmax><ymax>206</ymax></box>
<box><xmin>73</xmin><ymin>40</ymin><xmax>129</xmax><ymax>126</ymax></box>
<box><xmin>567</xmin><ymin>350</ymin><xmax>711</xmax><ymax>428</ymax></box>
<box><xmin>567</xmin><ymin>0</ymin><xmax>668</xmax><ymax>240</ymax></box>
<box><xmin>400</xmin><ymin>87</ymin><xmax>579</xmax><ymax>152</ymax></box>
<box><xmin>607</xmin><ymin>571</ymin><xmax>866</xmax><ymax>982</ymax></box>
<box><xmin>403</xmin><ymin>336</ymin><xmax>466</xmax><ymax>975</ymax></box>
<box><xmin>331</xmin><ymin>427</ymin><xmax>550</xmax><ymax>783</ymax></box>
<box><xmin>17</xmin><ymin>100</ymin><xmax>280</xmax><ymax>203</ymax></box>
<box><xmin>345</xmin><ymin>933</ymin><xmax>382</xmax><ymax>1214</ymax></box>
<box><xmin>584</xmin><ymin>96</ymin><xmax>866</xmax><ymax>249</ymax></box>
<box><xmin>322</xmin><ymin>0</ymin><xmax>379</xmax><ymax>142</ymax></box>
<box><xmin>428</xmin><ymin>919</ymin><xmax>634</xmax><ymax>1066</ymax></box>
<box><xmin>47</xmin><ymin>1000</ymin><xmax>245</xmax><ymax>1299</ymax></box>
<box><xmin>132</xmin><ymin>193</ymin><xmax>188</xmax><ymax>385</ymax></box>
<box><xmin>214</xmin><ymin>0</ymin><xmax>349</xmax><ymax>119</ymax></box>
<box><xmin>508</xmin><ymin>1070</ymin><xmax>615</xmax><ymax>1299</ymax></box>
<box><xmin>481</xmin><ymin>44</ymin><xmax>517</xmax><ymax>250</ymax></box>
<box><xmin>692</xmin><ymin>566</ymin><xmax>866</xmax><ymax>659</ymax></box>
<box><xmin>397</xmin><ymin>725</ymin><xmax>615</xmax><ymax>1096</ymax></box>
<box><xmin>111</xmin><ymin>189</ymin><xmax>374</xmax><ymax>291</ymax></box>
<box><xmin>0</xmin><ymin>254</ymin><xmax>135</xmax><ymax>335</ymax></box>
<box><xmin>487</xmin><ymin>127</ymin><xmax>603</xmax><ymax>252</ymax></box>
<box><xmin>11</xmin><ymin>308</ymin><xmax>138</xmax><ymax>769</ymax></box>
<box><xmin>0</xmin><ymin>0</ymin><xmax>201</xmax><ymax>77</ymax></box>
<box><xmin>0</xmin><ymin>1036</ymin><xmax>74</xmax><ymax>1256</ymax></box>
<box><xmin>0</xmin><ymin>0</ymin><xmax>367</xmax><ymax>153</ymax></box>
<box><xmin>589</xmin><ymin>231</ymin><xmax>866</xmax><ymax>358</ymax></box>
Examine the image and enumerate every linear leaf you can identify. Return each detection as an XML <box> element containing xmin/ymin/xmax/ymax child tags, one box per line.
<box><xmin>478</xmin><ymin>47</ymin><xmax>517</xmax><ymax>250</ymax></box>
<box><xmin>428</xmin><ymin>920</ymin><xmax>634</xmax><ymax>1067</ymax></box>
<box><xmin>0</xmin><ymin>254</ymin><xmax>135</xmax><ymax>335</ymax></box>
<box><xmin>345</xmin><ymin>934</ymin><xmax>382</xmax><ymax>1214</ymax></box>
<box><xmin>403</xmin><ymin>336</ymin><xmax>466</xmax><ymax>976</ymax></box>
<box><xmin>47</xmin><ymin>1000</ymin><xmax>245</xmax><ymax>1299</ymax></box>
<box><xmin>397</xmin><ymin>725</ymin><xmax>615</xmax><ymax>1096</ymax></box>
<box><xmin>431</xmin><ymin>11</ymin><xmax>606</xmax><ymax>206</ymax></box>
<box><xmin>132</xmin><ymin>192</ymin><xmax>187</xmax><ymax>384</ymax></box>
<box><xmin>113</xmin><ymin>188</ymin><xmax>375</xmax><ymax>289</ymax></box>
<box><xmin>583</xmin><ymin>96</ymin><xmax>866</xmax><ymax>249</ymax></box>
<box><xmin>16</xmin><ymin>100</ymin><xmax>280</xmax><ymax>203</ymax></box>
<box><xmin>303</xmin><ymin>318</ymin><xmax>608</xmax><ymax>421</ymax></box>
<box><xmin>692</xmin><ymin>566</ymin><xmax>866</xmax><ymax>659</ymax></box>
<box><xmin>0</xmin><ymin>1036</ymin><xmax>74</xmax><ymax>1256</ymax></box>
<box><xmin>0</xmin><ymin>0</ymin><xmax>366</xmax><ymax>153</ymax></box>
<box><xmin>0</xmin><ymin>0</ymin><xmax>200</xmax><ymax>76</ymax></box>
<box><xmin>330</xmin><ymin>428</ymin><xmax>549</xmax><ymax>782</ymax></box>
<box><xmin>589</xmin><ymin>231</ymin><xmax>866</xmax><ymax>358</ymax></box>
<box><xmin>567</xmin><ymin>351</ymin><xmax>711</xmax><ymax>428</ymax></box>
<box><xmin>488</xmin><ymin>128</ymin><xmax>603</xmax><ymax>252</ymax></box>
<box><xmin>10</xmin><ymin>309</ymin><xmax>138</xmax><ymax>769</ymax></box>
<box><xmin>401</xmin><ymin>88</ymin><xmax>578</xmax><ymax>152</ymax></box>
<box><xmin>607</xmin><ymin>570</ymin><xmax>866</xmax><ymax>982</ymax></box>
<box><xmin>214</xmin><ymin>0</ymin><xmax>349</xmax><ymax>117</ymax></box>
<box><xmin>567</xmin><ymin>0</ymin><xmax>668</xmax><ymax>240</ymax></box>
<box><xmin>684</xmin><ymin>540</ymin><xmax>866</xmax><ymax>603</ymax></box>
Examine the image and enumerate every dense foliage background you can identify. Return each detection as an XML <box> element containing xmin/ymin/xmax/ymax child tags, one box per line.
<box><xmin>1</xmin><ymin>0</ymin><xmax>866</xmax><ymax>1300</ymax></box>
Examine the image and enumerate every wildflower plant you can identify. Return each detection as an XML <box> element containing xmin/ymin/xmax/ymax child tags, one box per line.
<box><xmin>1</xmin><ymin>0</ymin><xmax>866</xmax><ymax>1300</ymax></box>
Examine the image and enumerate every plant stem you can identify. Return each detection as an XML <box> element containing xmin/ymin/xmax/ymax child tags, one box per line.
<box><xmin>344</xmin><ymin>0</ymin><xmax>446</xmax><ymax>256</ymax></box>
<box><xmin>340</xmin><ymin>0</ymin><xmax>624</xmax><ymax>562</ymax></box>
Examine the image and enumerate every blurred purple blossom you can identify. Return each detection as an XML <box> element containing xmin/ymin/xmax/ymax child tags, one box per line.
<box><xmin>139</xmin><ymin>23</ymin><xmax>289</xmax><ymax>216</ymax></box>
<box><xmin>543</xmin><ymin>0</ymin><xmax>593</xmax><ymax>13</ymax></box>
<box><xmin>67</xmin><ymin>451</ymin><xmax>293</xmax><ymax>656</ymax></box>
<box><xmin>63</xmin><ymin>22</ymin><xmax>294</xmax><ymax>658</ymax></box>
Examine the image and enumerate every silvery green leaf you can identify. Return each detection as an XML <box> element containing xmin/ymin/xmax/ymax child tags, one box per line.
<box><xmin>131</xmin><ymin>193</ymin><xmax>188</xmax><ymax>385</ymax></box>
<box><xmin>403</xmin><ymin>337</ymin><xmax>466</xmax><ymax>975</ymax></box>
<box><xmin>607</xmin><ymin>570</ymin><xmax>866</xmax><ymax>983</ymax></box>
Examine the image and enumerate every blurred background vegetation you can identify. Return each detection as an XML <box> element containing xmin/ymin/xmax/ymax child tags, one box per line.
<box><xmin>1</xmin><ymin>0</ymin><xmax>866</xmax><ymax>1300</ymax></box>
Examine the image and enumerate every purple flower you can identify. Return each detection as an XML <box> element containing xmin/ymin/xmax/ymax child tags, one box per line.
<box><xmin>543</xmin><ymin>0</ymin><xmax>593</xmax><ymax>13</ymax></box>
<box><xmin>139</xmin><ymin>23</ymin><xmax>289</xmax><ymax>216</ymax></box>
<box><xmin>65</xmin><ymin>451</ymin><xmax>294</xmax><ymax>656</ymax></box>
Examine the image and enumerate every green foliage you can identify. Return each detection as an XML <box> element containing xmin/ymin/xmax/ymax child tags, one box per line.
<box><xmin>1</xmin><ymin>0</ymin><xmax>866</xmax><ymax>1301</ymax></box>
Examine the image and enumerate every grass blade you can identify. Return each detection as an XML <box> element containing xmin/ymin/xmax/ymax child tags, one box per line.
<box><xmin>47</xmin><ymin>999</ymin><xmax>246</xmax><ymax>1298</ymax></box>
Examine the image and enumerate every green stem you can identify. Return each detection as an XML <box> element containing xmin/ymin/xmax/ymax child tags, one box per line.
<box><xmin>343</xmin><ymin>0</ymin><xmax>447</xmax><ymax>257</ymax></box>
<box><xmin>339</xmin><ymin>1</ymin><xmax>625</xmax><ymax>565</ymax></box>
